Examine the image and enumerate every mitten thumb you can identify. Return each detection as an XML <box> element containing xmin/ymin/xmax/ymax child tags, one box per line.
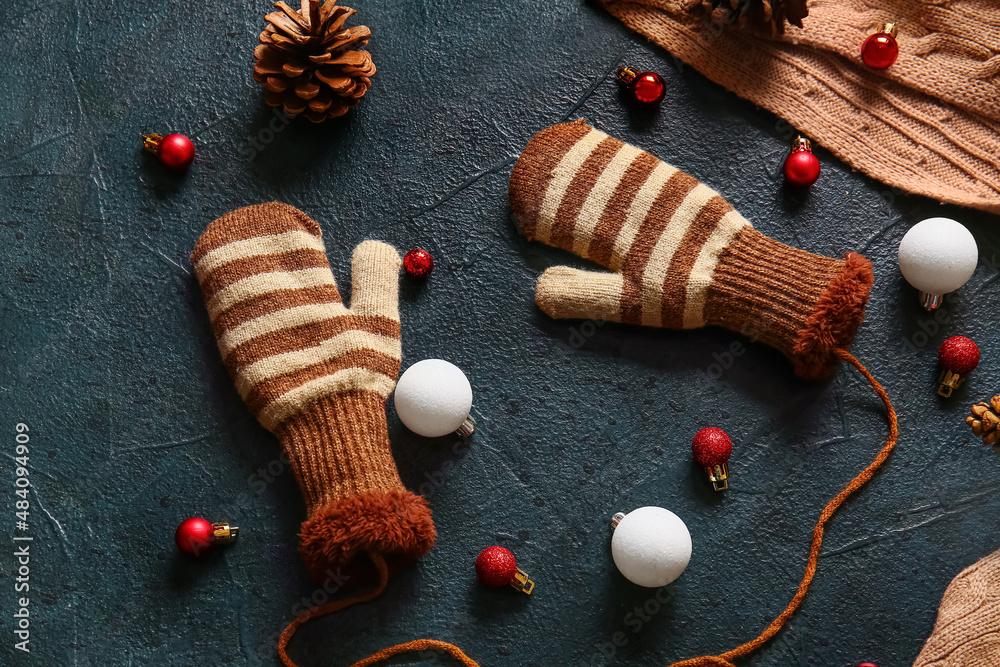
<box><xmin>536</xmin><ymin>266</ymin><xmax>625</xmax><ymax>323</ymax></box>
<box><xmin>350</xmin><ymin>240</ymin><xmax>402</xmax><ymax>321</ymax></box>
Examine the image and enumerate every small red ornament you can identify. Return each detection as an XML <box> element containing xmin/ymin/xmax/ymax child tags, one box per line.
<box><xmin>616</xmin><ymin>65</ymin><xmax>666</xmax><ymax>107</ymax></box>
<box><xmin>403</xmin><ymin>248</ymin><xmax>434</xmax><ymax>279</ymax></box>
<box><xmin>143</xmin><ymin>132</ymin><xmax>196</xmax><ymax>171</ymax></box>
<box><xmin>862</xmin><ymin>23</ymin><xmax>899</xmax><ymax>69</ymax></box>
<box><xmin>174</xmin><ymin>517</ymin><xmax>239</xmax><ymax>557</ymax></box>
<box><xmin>783</xmin><ymin>136</ymin><xmax>821</xmax><ymax>188</ymax></box>
<box><xmin>858</xmin><ymin>663</ymin><xmax>879</xmax><ymax>667</ymax></box>
<box><xmin>475</xmin><ymin>546</ymin><xmax>534</xmax><ymax>594</ymax></box>
<box><xmin>938</xmin><ymin>335</ymin><xmax>980</xmax><ymax>397</ymax></box>
<box><xmin>692</xmin><ymin>427</ymin><xmax>732</xmax><ymax>491</ymax></box>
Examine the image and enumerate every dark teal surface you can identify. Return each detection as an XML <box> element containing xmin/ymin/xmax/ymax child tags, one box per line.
<box><xmin>3</xmin><ymin>1</ymin><xmax>1000</xmax><ymax>666</ymax></box>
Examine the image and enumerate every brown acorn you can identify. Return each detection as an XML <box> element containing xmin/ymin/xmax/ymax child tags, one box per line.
<box><xmin>686</xmin><ymin>0</ymin><xmax>809</xmax><ymax>35</ymax></box>
<box><xmin>253</xmin><ymin>0</ymin><xmax>375</xmax><ymax>123</ymax></box>
<box><xmin>967</xmin><ymin>395</ymin><xmax>1000</xmax><ymax>447</ymax></box>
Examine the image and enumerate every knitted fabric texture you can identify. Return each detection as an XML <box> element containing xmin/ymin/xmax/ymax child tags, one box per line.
<box><xmin>191</xmin><ymin>202</ymin><xmax>434</xmax><ymax>581</ymax></box>
<box><xmin>509</xmin><ymin>120</ymin><xmax>873</xmax><ymax>379</ymax></box>
<box><xmin>598</xmin><ymin>0</ymin><xmax>1000</xmax><ymax>214</ymax></box>
<box><xmin>913</xmin><ymin>548</ymin><xmax>1000</xmax><ymax>667</ymax></box>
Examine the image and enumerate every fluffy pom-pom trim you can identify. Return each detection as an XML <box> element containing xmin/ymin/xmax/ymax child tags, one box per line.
<box><xmin>792</xmin><ymin>252</ymin><xmax>874</xmax><ymax>379</ymax></box>
<box><xmin>298</xmin><ymin>488</ymin><xmax>436</xmax><ymax>583</ymax></box>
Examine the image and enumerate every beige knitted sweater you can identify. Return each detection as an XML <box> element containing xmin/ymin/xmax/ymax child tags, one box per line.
<box><xmin>599</xmin><ymin>0</ymin><xmax>1000</xmax><ymax>214</ymax></box>
<box><xmin>914</xmin><ymin>548</ymin><xmax>1000</xmax><ymax>666</ymax></box>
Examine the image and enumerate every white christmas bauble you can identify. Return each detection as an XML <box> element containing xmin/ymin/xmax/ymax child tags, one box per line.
<box><xmin>393</xmin><ymin>359</ymin><xmax>473</xmax><ymax>438</ymax></box>
<box><xmin>898</xmin><ymin>217</ymin><xmax>978</xmax><ymax>295</ymax></box>
<box><xmin>611</xmin><ymin>506</ymin><xmax>692</xmax><ymax>587</ymax></box>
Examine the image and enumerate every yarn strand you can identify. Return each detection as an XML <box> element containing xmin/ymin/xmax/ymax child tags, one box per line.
<box><xmin>667</xmin><ymin>348</ymin><xmax>898</xmax><ymax>667</ymax></box>
<box><xmin>277</xmin><ymin>551</ymin><xmax>482</xmax><ymax>667</ymax></box>
<box><xmin>278</xmin><ymin>349</ymin><xmax>894</xmax><ymax>667</ymax></box>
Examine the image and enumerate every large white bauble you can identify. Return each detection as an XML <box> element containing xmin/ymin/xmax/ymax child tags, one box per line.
<box><xmin>898</xmin><ymin>217</ymin><xmax>978</xmax><ymax>295</ymax></box>
<box><xmin>611</xmin><ymin>506</ymin><xmax>692</xmax><ymax>587</ymax></box>
<box><xmin>393</xmin><ymin>359</ymin><xmax>473</xmax><ymax>437</ymax></box>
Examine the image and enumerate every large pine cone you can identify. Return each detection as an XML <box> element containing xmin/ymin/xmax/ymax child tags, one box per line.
<box><xmin>968</xmin><ymin>396</ymin><xmax>1000</xmax><ymax>447</ymax></box>
<box><xmin>686</xmin><ymin>0</ymin><xmax>809</xmax><ymax>35</ymax></box>
<box><xmin>253</xmin><ymin>0</ymin><xmax>375</xmax><ymax>123</ymax></box>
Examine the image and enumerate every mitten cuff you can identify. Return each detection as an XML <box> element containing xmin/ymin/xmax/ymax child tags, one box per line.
<box><xmin>276</xmin><ymin>391</ymin><xmax>405</xmax><ymax>512</ymax></box>
<box><xmin>706</xmin><ymin>228</ymin><xmax>873</xmax><ymax>379</ymax></box>
<box><xmin>298</xmin><ymin>487</ymin><xmax>435</xmax><ymax>582</ymax></box>
<box><xmin>274</xmin><ymin>392</ymin><xmax>436</xmax><ymax>581</ymax></box>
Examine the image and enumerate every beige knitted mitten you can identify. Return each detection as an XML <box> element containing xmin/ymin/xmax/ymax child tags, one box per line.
<box><xmin>509</xmin><ymin>120</ymin><xmax>874</xmax><ymax>379</ymax></box>
<box><xmin>191</xmin><ymin>202</ymin><xmax>434</xmax><ymax>581</ymax></box>
<box><xmin>914</xmin><ymin>549</ymin><xmax>1000</xmax><ymax>667</ymax></box>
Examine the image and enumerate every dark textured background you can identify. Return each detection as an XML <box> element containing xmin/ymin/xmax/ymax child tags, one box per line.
<box><xmin>2</xmin><ymin>1</ymin><xmax>1000</xmax><ymax>665</ymax></box>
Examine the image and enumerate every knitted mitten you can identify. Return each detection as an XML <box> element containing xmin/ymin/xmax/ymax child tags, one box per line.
<box><xmin>913</xmin><ymin>549</ymin><xmax>1000</xmax><ymax>667</ymax></box>
<box><xmin>509</xmin><ymin>120</ymin><xmax>874</xmax><ymax>379</ymax></box>
<box><xmin>191</xmin><ymin>202</ymin><xmax>434</xmax><ymax>581</ymax></box>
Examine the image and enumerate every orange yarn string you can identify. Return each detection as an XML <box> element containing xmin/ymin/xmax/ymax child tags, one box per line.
<box><xmin>666</xmin><ymin>348</ymin><xmax>898</xmax><ymax>667</ymax></box>
<box><xmin>346</xmin><ymin>639</ymin><xmax>481</xmax><ymax>667</ymax></box>
<box><xmin>278</xmin><ymin>349</ymin><xmax>895</xmax><ymax>667</ymax></box>
<box><xmin>277</xmin><ymin>551</ymin><xmax>482</xmax><ymax>667</ymax></box>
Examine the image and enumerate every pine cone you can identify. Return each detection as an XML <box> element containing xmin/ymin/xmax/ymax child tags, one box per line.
<box><xmin>686</xmin><ymin>0</ymin><xmax>809</xmax><ymax>35</ymax></box>
<box><xmin>253</xmin><ymin>0</ymin><xmax>375</xmax><ymax>123</ymax></box>
<box><xmin>967</xmin><ymin>396</ymin><xmax>1000</xmax><ymax>446</ymax></box>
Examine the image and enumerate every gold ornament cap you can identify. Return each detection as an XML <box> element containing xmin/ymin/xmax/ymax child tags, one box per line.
<box><xmin>878</xmin><ymin>22</ymin><xmax>899</xmax><ymax>38</ymax></box>
<box><xmin>510</xmin><ymin>568</ymin><xmax>534</xmax><ymax>595</ymax></box>
<box><xmin>616</xmin><ymin>65</ymin><xmax>639</xmax><ymax>86</ymax></box>
<box><xmin>212</xmin><ymin>522</ymin><xmax>239</xmax><ymax>545</ymax></box>
<box><xmin>938</xmin><ymin>370</ymin><xmax>966</xmax><ymax>397</ymax></box>
<box><xmin>142</xmin><ymin>133</ymin><xmax>164</xmax><ymax>153</ymax></box>
<box><xmin>705</xmin><ymin>462</ymin><xmax>730</xmax><ymax>491</ymax></box>
<box><xmin>792</xmin><ymin>135</ymin><xmax>812</xmax><ymax>154</ymax></box>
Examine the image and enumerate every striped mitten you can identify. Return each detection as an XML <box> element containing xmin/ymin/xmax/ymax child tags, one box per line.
<box><xmin>509</xmin><ymin>120</ymin><xmax>874</xmax><ymax>379</ymax></box>
<box><xmin>191</xmin><ymin>202</ymin><xmax>435</xmax><ymax>581</ymax></box>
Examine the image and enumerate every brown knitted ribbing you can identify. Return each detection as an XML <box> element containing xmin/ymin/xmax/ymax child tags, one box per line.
<box><xmin>510</xmin><ymin>121</ymin><xmax>874</xmax><ymax>378</ymax></box>
<box><xmin>281</xmin><ymin>392</ymin><xmax>435</xmax><ymax>584</ymax></box>
<box><xmin>706</xmin><ymin>228</ymin><xmax>875</xmax><ymax>379</ymax></box>
<box><xmin>276</xmin><ymin>392</ymin><xmax>405</xmax><ymax>514</ymax></box>
<box><xmin>913</xmin><ymin>549</ymin><xmax>1000</xmax><ymax>667</ymax></box>
<box><xmin>598</xmin><ymin>0</ymin><xmax>1000</xmax><ymax>214</ymax></box>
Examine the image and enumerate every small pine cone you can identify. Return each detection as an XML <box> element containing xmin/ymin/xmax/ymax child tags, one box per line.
<box><xmin>686</xmin><ymin>0</ymin><xmax>808</xmax><ymax>35</ymax></box>
<box><xmin>253</xmin><ymin>0</ymin><xmax>376</xmax><ymax>123</ymax></box>
<box><xmin>967</xmin><ymin>397</ymin><xmax>1000</xmax><ymax>446</ymax></box>
<box><xmin>986</xmin><ymin>411</ymin><xmax>1000</xmax><ymax>431</ymax></box>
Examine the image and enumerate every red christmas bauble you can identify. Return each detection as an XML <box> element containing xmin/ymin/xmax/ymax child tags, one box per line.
<box><xmin>475</xmin><ymin>546</ymin><xmax>518</xmax><ymax>587</ymax></box>
<box><xmin>175</xmin><ymin>517</ymin><xmax>215</xmax><ymax>557</ymax></box>
<box><xmin>858</xmin><ymin>663</ymin><xmax>879</xmax><ymax>667</ymax></box>
<box><xmin>783</xmin><ymin>148</ymin><xmax>821</xmax><ymax>187</ymax></box>
<box><xmin>692</xmin><ymin>427</ymin><xmax>733</xmax><ymax>467</ymax></box>
<box><xmin>630</xmin><ymin>72</ymin><xmax>666</xmax><ymax>106</ymax></box>
<box><xmin>939</xmin><ymin>336</ymin><xmax>980</xmax><ymax>375</ymax></box>
<box><xmin>862</xmin><ymin>32</ymin><xmax>898</xmax><ymax>68</ymax></box>
<box><xmin>156</xmin><ymin>133</ymin><xmax>196</xmax><ymax>171</ymax></box>
<box><xmin>404</xmin><ymin>248</ymin><xmax>434</xmax><ymax>279</ymax></box>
